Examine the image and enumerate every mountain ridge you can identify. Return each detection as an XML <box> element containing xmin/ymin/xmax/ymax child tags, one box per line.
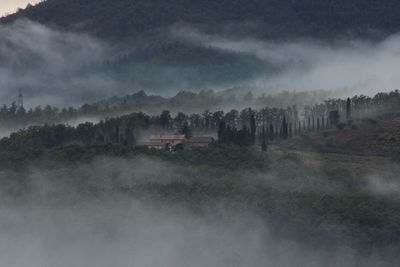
<box><xmin>2</xmin><ymin>0</ymin><xmax>400</xmax><ymax>41</ymax></box>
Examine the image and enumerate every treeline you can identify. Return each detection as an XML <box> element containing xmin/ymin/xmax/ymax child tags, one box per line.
<box><xmin>0</xmin><ymin>89</ymin><xmax>331</xmax><ymax>128</ymax></box>
<box><xmin>2</xmin><ymin>90</ymin><xmax>400</xmax><ymax>151</ymax></box>
<box><xmin>3</xmin><ymin>89</ymin><xmax>400</xmax><ymax>130</ymax></box>
<box><xmin>0</xmin><ymin>99</ymin><xmax>353</xmax><ymax>151</ymax></box>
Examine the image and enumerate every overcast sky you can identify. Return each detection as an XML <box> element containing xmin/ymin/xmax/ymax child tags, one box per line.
<box><xmin>0</xmin><ymin>0</ymin><xmax>41</xmax><ymax>17</ymax></box>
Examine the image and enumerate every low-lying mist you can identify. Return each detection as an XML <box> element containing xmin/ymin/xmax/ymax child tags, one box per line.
<box><xmin>3</xmin><ymin>20</ymin><xmax>400</xmax><ymax>108</ymax></box>
<box><xmin>0</xmin><ymin>19</ymin><xmax>115</xmax><ymax>107</ymax></box>
<box><xmin>174</xmin><ymin>26</ymin><xmax>400</xmax><ymax>97</ymax></box>
<box><xmin>0</xmin><ymin>154</ymin><xmax>398</xmax><ymax>267</ymax></box>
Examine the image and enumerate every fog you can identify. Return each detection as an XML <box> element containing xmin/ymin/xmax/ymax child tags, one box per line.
<box><xmin>0</xmin><ymin>19</ymin><xmax>115</xmax><ymax>107</ymax></box>
<box><xmin>1</xmin><ymin>11</ymin><xmax>399</xmax><ymax>267</ymax></box>
<box><xmin>365</xmin><ymin>164</ymin><xmax>400</xmax><ymax>198</ymax></box>
<box><xmin>0</xmin><ymin>155</ymin><xmax>395</xmax><ymax>267</ymax></box>
<box><xmin>2</xmin><ymin>20</ymin><xmax>400</xmax><ymax>108</ymax></box>
<box><xmin>173</xmin><ymin>26</ymin><xmax>400</xmax><ymax>97</ymax></box>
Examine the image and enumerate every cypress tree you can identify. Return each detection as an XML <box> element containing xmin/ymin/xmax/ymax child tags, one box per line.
<box><xmin>269</xmin><ymin>124</ymin><xmax>274</xmax><ymax>141</ymax></box>
<box><xmin>218</xmin><ymin>121</ymin><xmax>226</xmax><ymax>143</ymax></box>
<box><xmin>261</xmin><ymin>126</ymin><xmax>267</xmax><ymax>152</ymax></box>
<box><xmin>250</xmin><ymin>114</ymin><xmax>256</xmax><ymax>145</ymax></box>
<box><xmin>346</xmin><ymin>98</ymin><xmax>352</xmax><ymax>121</ymax></box>
<box><xmin>282</xmin><ymin>117</ymin><xmax>289</xmax><ymax>139</ymax></box>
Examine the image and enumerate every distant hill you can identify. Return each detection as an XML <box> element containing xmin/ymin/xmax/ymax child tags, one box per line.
<box><xmin>2</xmin><ymin>0</ymin><xmax>400</xmax><ymax>41</ymax></box>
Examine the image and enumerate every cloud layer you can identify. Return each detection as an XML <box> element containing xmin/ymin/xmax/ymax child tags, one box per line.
<box><xmin>2</xmin><ymin>20</ymin><xmax>400</xmax><ymax>108</ymax></box>
<box><xmin>0</xmin><ymin>19</ymin><xmax>115</xmax><ymax>107</ymax></box>
<box><xmin>0</xmin><ymin>155</ymin><xmax>394</xmax><ymax>267</ymax></box>
<box><xmin>173</xmin><ymin>26</ymin><xmax>400</xmax><ymax>97</ymax></box>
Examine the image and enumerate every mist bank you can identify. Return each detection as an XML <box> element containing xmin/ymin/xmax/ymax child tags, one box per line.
<box><xmin>3</xmin><ymin>20</ymin><xmax>400</xmax><ymax>107</ymax></box>
<box><xmin>173</xmin><ymin>26</ymin><xmax>400</xmax><ymax>97</ymax></box>
<box><xmin>0</xmin><ymin>150</ymin><xmax>398</xmax><ymax>267</ymax></box>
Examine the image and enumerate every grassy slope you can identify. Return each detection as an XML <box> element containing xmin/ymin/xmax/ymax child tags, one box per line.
<box><xmin>276</xmin><ymin>117</ymin><xmax>400</xmax><ymax>157</ymax></box>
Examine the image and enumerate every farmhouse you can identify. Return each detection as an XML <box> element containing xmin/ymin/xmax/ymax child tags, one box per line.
<box><xmin>138</xmin><ymin>133</ymin><xmax>214</xmax><ymax>151</ymax></box>
<box><xmin>149</xmin><ymin>133</ymin><xmax>186</xmax><ymax>145</ymax></box>
<box><xmin>137</xmin><ymin>133</ymin><xmax>185</xmax><ymax>151</ymax></box>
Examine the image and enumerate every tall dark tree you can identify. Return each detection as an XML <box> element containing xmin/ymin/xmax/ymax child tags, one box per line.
<box><xmin>238</xmin><ymin>125</ymin><xmax>251</xmax><ymax>146</ymax></box>
<box><xmin>202</xmin><ymin>110</ymin><xmax>212</xmax><ymax>129</ymax></box>
<box><xmin>160</xmin><ymin>110</ymin><xmax>172</xmax><ymax>129</ymax></box>
<box><xmin>218</xmin><ymin>120</ymin><xmax>226</xmax><ymax>142</ymax></box>
<box><xmin>261</xmin><ymin>126</ymin><xmax>267</xmax><ymax>152</ymax></box>
<box><xmin>329</xmin><ymin>110</ymin><xmax>340</xmax><ymax>126</ymax></box>
<box><xmin>250</xmin><ymin>114</ymin><xmax>256</xmax><ymax>145</ymax></box>
<box><xmin>346</xmin><ymin>98</ymin><xmax>352</xmax><ymax>121</ymax></box>
<box><xmin>269</xmin><ymin>124</ymin><xmax>274</xmax><ymax>142</ymax></box>
<box><xmin>179</xmin><ymin>123</ymin><xmax>192</xmax><ymax>140</ymax></box>
<box><xmin>281</xmin><ymin>116</ymin><xmax>289</xmax><ymax>139</ymax></box>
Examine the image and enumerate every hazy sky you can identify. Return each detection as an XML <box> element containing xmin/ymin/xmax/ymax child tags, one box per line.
<box><xmin>0</xmin><ymin>0</ymin><xmax>40</xmax><ymax>17</ymax></box>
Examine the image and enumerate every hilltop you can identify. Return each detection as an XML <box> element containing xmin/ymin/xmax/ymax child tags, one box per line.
<box><xmin>2</xmin><ymin>0</ymin><xmax>400</xmax><ymax>41</ymax></box>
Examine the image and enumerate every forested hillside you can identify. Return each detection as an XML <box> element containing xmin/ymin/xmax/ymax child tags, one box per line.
<box><xmin>2</xmin><ymin>0</ymin><xmax>400</xmax><ymax>40</ymax></box>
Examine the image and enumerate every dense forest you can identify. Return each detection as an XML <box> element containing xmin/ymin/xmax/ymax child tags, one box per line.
<box><xmin>3</xmin><ymin>0</ymin><xmax>400</xmax><ymax>40</ymax></box>
<box><xmin>101</xmin><ymin>42</ymin><xmax>272</xmax><ymax>91</ymax></box>
<box><xmin>2</xmin><ymin>90</ymin><xmax>400</xmax><ymax>153</ymax></box>
<box><xmin>1</xmin><ymin>89</ymin><xmax>399</xmax><ymax>134</ymax></box>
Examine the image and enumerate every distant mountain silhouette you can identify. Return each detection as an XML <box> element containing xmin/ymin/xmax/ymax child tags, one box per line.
<box><xmin>2</xmin><ymin>0</ymin><xmax>400</xmax><ymax>40</ymax></box>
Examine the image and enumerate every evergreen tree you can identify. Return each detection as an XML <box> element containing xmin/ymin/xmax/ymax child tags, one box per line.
<box><xmin>179</xmin><ymin>123</ymin><xmax>192</xmax><ymax>139</ymax></box>
<box><xmin>269</xmin><ymin>124</ymin><xmax>274</xmax><ymax>142</ymax></box>
<box><xmin>160</xmin><ymin>110</ymin><xmax>172</xmax><ymax>129</ymax></box>
<box><xmin>346</xmin><ymin>98</ymin><xmax>352</xmax><ymax>121</ymax></box>
<box><xmin>329</xmin><ymin>110</ymin><xmax>340</xmax><ymax>126</ymax></box>
<box><xmin>282</xmin><ymin>116</ymin><xmax>288</xmax><ymax>139</ymax></box>
<box><xmin>261</xmin><ymin>126</ymin><xmax>267</xmax><ymax>152</ymax></box>
<box><xmin>218</xmin><ymin>120</ymin><xmax>226</xmax><ymax>142</ymax></box>
<box><xmin>250</xmin><ymin>114</ymin><xmax>256</xmax><ymax>145</ymax></box>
